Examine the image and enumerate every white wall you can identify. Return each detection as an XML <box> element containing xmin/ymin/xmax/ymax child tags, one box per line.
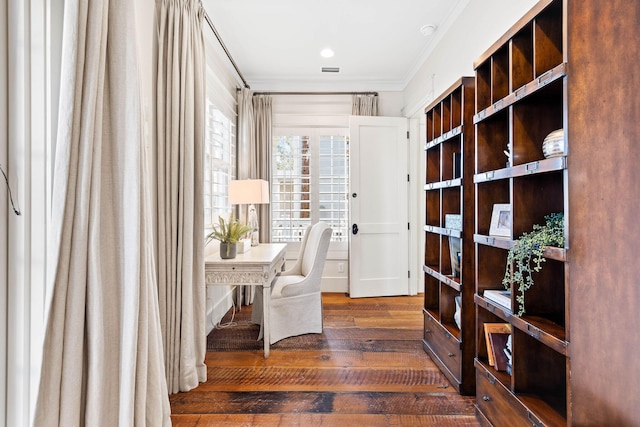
<box><xmin>402</xmin><ymin>0</ymin><xmax>538</xmax><ymax>295</ymax></box>
<box><xmin>402</xmin><ymin>0</ymin><xmax>539</xmax><ymax>117</ymax></box>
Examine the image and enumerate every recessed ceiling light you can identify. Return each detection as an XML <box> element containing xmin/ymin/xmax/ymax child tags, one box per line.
<box><xmin>420</xmin><ymin>24</ymin><xmax>437</xmax><ymax>36</ymax></box>
<box><xmin>320</xmin><ymin>48</ymin><xmax>335</xmax><ymax>58</ymax></box>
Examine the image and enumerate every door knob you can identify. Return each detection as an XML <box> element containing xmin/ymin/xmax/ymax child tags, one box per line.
<box><xmin>352</xmin><ymin>224</ymin><xmax>359</xmax><ymax>235</ymax></box>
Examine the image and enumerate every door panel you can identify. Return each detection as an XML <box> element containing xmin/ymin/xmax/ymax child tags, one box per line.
<box><xmin>349</xmin><ymin>116</ymin><xmax>409</xmax><ymax>298</ymax></box>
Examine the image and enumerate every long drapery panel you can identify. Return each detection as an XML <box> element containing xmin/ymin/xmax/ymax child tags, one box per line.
<box><xmin>236</xmin><ymin>88</ymin><xmax>256</xmax><ymax>305</ymax></box>
<box><xmin>156</xmin><ymin>0</ymin><xmax>207</xmax><ymax>393</ymax></box>
<box><xmin>252</xmin><ymin>95</ymin><xmax>273</xmax><ymax>244</ymax></box>
<box><xmin>33</xmin><ymin>0</ymin><xmax>171</xmax><ymax>425</ymax></box>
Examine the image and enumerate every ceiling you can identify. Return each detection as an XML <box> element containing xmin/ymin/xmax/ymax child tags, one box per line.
<box><xmin>202</xmin><ymin>0</ymin><xmax>470</xmax><ymax>92</ymax></box>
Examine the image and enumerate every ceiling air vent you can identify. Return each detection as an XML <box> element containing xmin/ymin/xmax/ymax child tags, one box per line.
<box><xmin>321</xmin><ymin>67</ymin><xmax>340</xmax><ymax>73</ymax></box>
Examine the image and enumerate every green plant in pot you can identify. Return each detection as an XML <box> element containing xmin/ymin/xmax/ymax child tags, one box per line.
<box><xmin>502</xmin><ymin>212</ymin><xmax>564</xmax><ymax>316</ymax></box>
<box><xmin>206</xmin><ymin>214</ymin><xmax>253</xmax><ymax>259</ymax></box>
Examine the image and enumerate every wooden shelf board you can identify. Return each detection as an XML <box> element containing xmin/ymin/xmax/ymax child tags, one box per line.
<box><xmin>474</xmin><ymin>234</ymin><xmax>513</xmax><ymax>250</ymax></box>
<box><xmin>474</xmin><ymin>295</ymin><xmax>511</xmax><ymax>321</ymax></box>
<box><xmin>424</xmin><ymin>177</ymin><xmax>463</xmax><ymax>191</ymax></box>
<box><xmin>474</xmin><ymin>234</ymin><xmax>566</xmax><ymax>262</ymax></box>
<box><xmin>425</xmin><ymin>225</ymin><xmax>462</xmax><ymax>239</ymax></box>
<box><xmin>474</xmin><ymin>358</ymin><xmax>512</xmax><ymax>390</ymax></box>
<box><xmin>425</xmin><ymin>125</ymin><xmax>464</xmax><ymax>149</ymax></box>
<box><xmin>442</xmin><ymin>321</ymin><xmax>462</xmax><ymax>342</ymax></box>
<box><xmin>510</xmin><ymin>315</ymin><xmax>568</xmax><ymax>355</ymax></box>
<box><xmin>423</xmin><ymin>265</ymin><xmax>462</xmax><ymax>292</ymax></box>
<box><xmin>517</xmin><ymin>393</ymin><xmax>567</xmax><ymax>427</ymax></box>
<box><xmin>474</xmin><ymin>156</ymin><xmax>566</xmax><ymax>184</ymax></box>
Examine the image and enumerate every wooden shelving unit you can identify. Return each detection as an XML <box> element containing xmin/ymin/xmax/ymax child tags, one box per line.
<box><xmin>422</xmin><ymin>77</ymin><xmax>475</xmax><ymax>395</ymax></box>
<box><xmin>472</xmin><ymin>1</ymin><xmax>568</xmax><ymax>426</ymax></box>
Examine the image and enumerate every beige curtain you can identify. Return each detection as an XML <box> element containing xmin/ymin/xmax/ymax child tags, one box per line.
<box><xmin>352</xmin><ymin>94</ymin><xmax>378</xmax><ymax>116</ymax></box>
<box><xmin>156</xmin><ymin>0</ymin><xmax>207</xmax><ymax>393</ymax></box>
<box><xmin>33</xmin><ymin>0</ymin><xmax>170</xmax><ymax>425</ymax></box>
<box><xmin>236</xmin><ymin>88</ymin><xmax>256</xmax><ymax>305</ymax></box>
<box><xmin>252</xmin><ymin>95</ymin><xmax>273</xmax><ymax>243</ymax></box>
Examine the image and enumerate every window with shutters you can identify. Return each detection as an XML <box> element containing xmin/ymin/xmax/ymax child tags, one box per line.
<box><xmin>271</xmin><ymin>129</ymin><xmax>348</xmax><ymax>244</ymax></box>
<box><xmin>203</xmin><ymin>100</ymin><xmax>236</xmax><ymax>229</ymax></box>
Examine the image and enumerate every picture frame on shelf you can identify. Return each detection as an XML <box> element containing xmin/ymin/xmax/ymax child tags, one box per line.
<box><xmin>489</xmin><ymin>203</ymin><xmax>511</xmax><ymax>237</ymax></box>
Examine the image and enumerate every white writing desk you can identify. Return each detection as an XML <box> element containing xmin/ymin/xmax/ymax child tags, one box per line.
<box><xmin>204</xmin><ymin>243</ymin><xmax>286</xmax><ymax>358</ymax></box>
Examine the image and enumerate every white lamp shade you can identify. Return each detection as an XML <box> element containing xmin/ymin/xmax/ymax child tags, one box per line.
<box><xmin>228</xmin><ymin>179</ymin><xmax>270</xmax><ymax>205</ymax></box>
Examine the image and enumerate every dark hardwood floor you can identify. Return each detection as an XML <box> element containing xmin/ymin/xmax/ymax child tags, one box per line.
<box><xmin>170</xmin><ymin>293</ymin><xmax>480</xmax><ymax>426</ymax></box>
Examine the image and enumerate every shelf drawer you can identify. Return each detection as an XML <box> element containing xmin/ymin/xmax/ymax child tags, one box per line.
<box><xmin>423</xmin><ymin>313</ymin><xmax>461</xmax><ymax>380</ymax></box>
<box><xmin>476</xmin><ymin>365</ymin><xmax>540</xmax><ymax>427</ymax></box>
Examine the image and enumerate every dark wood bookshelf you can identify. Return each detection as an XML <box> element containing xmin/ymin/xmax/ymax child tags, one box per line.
<box><xmin>473</xmin><ymin>0</ymin><xmax>569</xmax><ymax>425</ymax></box>
<box><xmin>422</xmin><ymin>76</ymin><xmax>475</xmax><ymax>395</ymax></box>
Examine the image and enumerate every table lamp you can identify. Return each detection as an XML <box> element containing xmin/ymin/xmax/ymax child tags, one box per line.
<box><xmin>228</xmin><ymin>179</ymin><xmax>270</xmax><ymax>246</ymax></box>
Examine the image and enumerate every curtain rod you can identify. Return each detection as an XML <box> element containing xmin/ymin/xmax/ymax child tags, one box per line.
<box><xmin>250</xmin><ymin>91</ymin><xmax>379</xmax><ymax>96</ymax></box>
<box><xmin>203</xmin><ymin>10</ymin><xmax>250</xmax><ymax>89</ymax></box>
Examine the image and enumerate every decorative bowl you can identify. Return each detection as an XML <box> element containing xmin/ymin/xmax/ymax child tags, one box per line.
<box><xmin>542</xmin><ymin>128</ymin><xmax>565</xmax><ymax>158</ymax></box>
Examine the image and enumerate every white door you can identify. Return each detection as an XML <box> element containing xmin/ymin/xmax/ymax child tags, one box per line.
<box><xmin>349</xmin><ymin>116</ymin><xmax>409</xmax><ymax>298</ymax></box>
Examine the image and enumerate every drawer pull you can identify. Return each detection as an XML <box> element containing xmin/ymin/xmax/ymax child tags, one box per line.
<box><xmin>425</xmin><ymin>329</ymin><xmax>432</xmax><ymax>334</ymax></box>
<box><xmin>527</xmin><ymin>411</ymin><xmax>542</xmax><ymax>427</ymax></box>
<box><xmin>527</xmin><ymin>324</ymin><xmax>541</xmax><ymax>339</ymax></box>
<box><xmin>526</xmin><ymin>161</ymin><xmax>539</xmax><ymax>173</ymax></box>
<box><xmin>486</xmin><ymin>237</ymin><xmax>495</xmax><ymax>245</ymax></box>
<box><xmin>486</xmin><ymin>371</ymin><xmax>496</xmax><ymax>385</ymax></box>
<box><xmin>515</xmin><ymin>85</ymin><xmax>527</xmax><ymax>99</ymax></box>
<box><xmin>444</xmin><ymin>331</ymin><xmax>452</xmax><ymax>340</ymax></box>
<box><xmin>537</xmin><ymin>69</ymin><xmax>553</xmax><ymax>86</ymax></box>
<box><xmin>485</xmin><ymin>171</ymin><xmax>494</xmax><ymax>180</ymax></box>
<box><xmin>493</xmin><ymin>99</ymin><xmax>504</xmax><ymax>111</ymax></box>
<box><xmin>448</xmin><ymin>352</ymin><xmax>455</xmax><ymax>357</ymax></box>
<box><xmin>482</xmin><ymin>395</ymin><xmax>491</xmax><ymax>402</ymax></box>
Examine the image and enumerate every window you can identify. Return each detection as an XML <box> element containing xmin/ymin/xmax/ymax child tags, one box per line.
<box><xmin>271</xmin><ymin>129</ymin><xmax>348</xmax><ymax>243</ymax></box>
<box><xmin>203</xmin><ymin>99</ymin><xmax>236</xmax><ymax>228</ymax></box>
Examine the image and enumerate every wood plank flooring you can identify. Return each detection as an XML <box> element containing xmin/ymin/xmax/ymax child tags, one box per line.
<box><xmin>170</xmin><ymin>293</ymin><xmax>480</xmax><ymax>426</ymax></box>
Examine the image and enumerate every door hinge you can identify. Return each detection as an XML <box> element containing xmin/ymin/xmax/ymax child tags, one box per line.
<box><xmin>408</xmin><ymin>222</ymin><xmax>410</xmax><ymax>230</ymax></box>
<box><xmin>408</xmin><ymin>270</ymin><xmax>411</xmax><ymax>278</ymax></box>
<box><xmin>407</xmin><ymin>131</ymin><xmax>410</xmax><ymax>139</ymax></box>
<box><xmin>407</xmin><ymin>174</ymin><xmax>410</xmax><ymax>182</ymax></box>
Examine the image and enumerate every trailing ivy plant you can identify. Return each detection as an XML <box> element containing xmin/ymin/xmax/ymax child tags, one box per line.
<box><xmin>502</xmin><ymin>212</ymin><xmax>564</xmax><ymax>316</ymax></box>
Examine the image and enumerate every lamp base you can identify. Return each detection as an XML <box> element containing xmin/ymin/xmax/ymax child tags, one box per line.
<box><xmin>248</xmin><ymin>203</ymin><xmax>260</xmax><ymax>246</ymax></box>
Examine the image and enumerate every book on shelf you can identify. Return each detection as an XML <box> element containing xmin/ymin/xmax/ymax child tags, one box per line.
<box><xmin>483</xmin><ymin>323</ymin><xmax>511</xmax><ymax>367</ymax></box>
<box><xmin>483</xmin><ymin>289</ymin><xmax>511</xmax><ymax>310</ymax></box>
<box><xmin>489</xmin><ymin>332</ymin><xmax>510</xmax><ymax>372</ymax></box>
<box><xmin>504</xmin><ymin>335</ymin><xmax>512</xmax><ymax>375</ymax></box>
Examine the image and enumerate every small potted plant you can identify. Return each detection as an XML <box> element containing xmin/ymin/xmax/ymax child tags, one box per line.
<box><xmin>206</xmin><ymin>214</ymin><xmax>253</xmax><ymax>259</ymax></box>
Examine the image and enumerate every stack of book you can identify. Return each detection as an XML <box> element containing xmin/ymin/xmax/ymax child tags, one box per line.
<box><xmin>483</xmin><ymin>289</ymin><xmax>511</xmax><ymax>310</ymax></box>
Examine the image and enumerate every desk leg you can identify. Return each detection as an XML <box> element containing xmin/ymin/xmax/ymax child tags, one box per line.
<box><xmin>262</xmin><ymin>284</ymin><xmax>270</xmax><ymax>358</ymax></box>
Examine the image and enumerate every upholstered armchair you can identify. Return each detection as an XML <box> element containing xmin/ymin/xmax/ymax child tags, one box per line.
<box><xmin>252</xmin><ymin>222</ymin><xmax>332</xmax><ymax>344</ymax></box>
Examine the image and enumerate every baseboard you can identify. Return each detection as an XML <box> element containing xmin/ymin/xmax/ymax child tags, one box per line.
<box><xmin>321</xmin><ymin>277</ymin><xmax>348</xmax><ymax>293</ymax></box>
